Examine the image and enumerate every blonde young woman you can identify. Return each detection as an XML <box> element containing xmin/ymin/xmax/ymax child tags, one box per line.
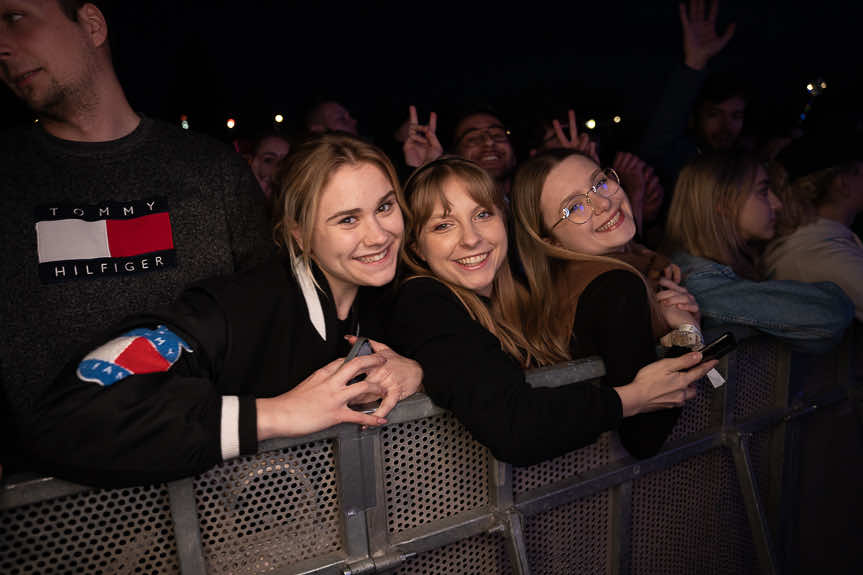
<box><xmin>512</xmin><ymin>149</ymin><xmax>708</xmax><ymax>457</ymax></box>
<box><xmin>666</xmin><ymin>151</ymin><xmax>853</xmax><ymax>352</ymax></box>
<box><xmin>22</xmin><ymin>134</ymin><xmax>422</xmax><ymax>487</ymax></box>
<box><xmin>763</xmin><ymin>136</ymin><xmax>863</xmax><ymax>321</ymax></box>
<box><xmin>387</xmin><ymin>157</ymin><xmax>716</xmax><ymax>465</ymax></box>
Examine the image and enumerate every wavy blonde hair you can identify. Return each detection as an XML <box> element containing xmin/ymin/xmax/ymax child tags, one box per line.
<box><xmin>271</xmin><ymin>133</ymin><xmax>410</xmax><ymax>283</ymax></box>
<box><xmin>512</xmin><ymin>150</ymin><xmax>665</xmax><ymax>365</ymax></box>
<box><xmin>402</xmin><ymin>157</ymin><xmax>550</xmax><ymax>367</ymax></box>
<box><xmin>769</xmin><ymin>160</ymin><xmax>851</xmax><ymax>235</ymax></box>
<box><xmin>666</xmin><ymin>151</ymin><xmax>762</xmax><ymax>279</ymax></box>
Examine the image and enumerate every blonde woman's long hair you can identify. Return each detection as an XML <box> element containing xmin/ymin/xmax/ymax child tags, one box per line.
<box><xmin>402</xmin><ymin>157</ymin><xmax>551</xmax><ymax>367</ymax></box>
<box><xmin>272</xmin><ymin>133</ymin><xmax>410</xmax><ymax>283</ymax></box>
<box><xmin>512</xmin><ymin>149</ymin><xmax>664</xmax><ymax>365</ymax></box>
<box><xmin>666</xmin><ymin>151</ymin><xmax>762</xmax><ymax>279</ymax></box>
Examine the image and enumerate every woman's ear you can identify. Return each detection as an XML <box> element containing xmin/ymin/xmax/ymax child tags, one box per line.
<box><xmin>290</xmin><ymin>223</ymin><xmax>304</xmax><ymax>251</ymax></box>
<box><xmin>411</xmin><ymin>240</ymin><xmax>425</xmax><ymax>261</ymax></box>
<box><xmin>542</xmin><ymin>234</ymin><xmax>562</xmax><ymax>248</ymax></box>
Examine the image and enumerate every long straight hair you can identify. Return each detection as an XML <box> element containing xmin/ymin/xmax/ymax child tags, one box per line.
<box><xmin>665</xmin><ymin>151</ymin><xmax>762</xmax><ymax>279</ymax></box>
<box><xmin>402</xmin><ymin>157</ymin><xmax>552</xmax><ymax>367</ymax></box>
<box><xmin>271</xmin><ymin>133</ymin><xmax>410</xmax><ymax>285</ymax></box>
<box><xmin>512</xmin><ymin>149</ymin><xmax>665</xmax><ymax>365</ymax></box>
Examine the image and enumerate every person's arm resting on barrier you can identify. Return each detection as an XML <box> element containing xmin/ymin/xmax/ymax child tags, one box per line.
<box><xmin>21</xmin><ymin>288</ymin><xmax>387</xmax><ymax>487</ymax></box>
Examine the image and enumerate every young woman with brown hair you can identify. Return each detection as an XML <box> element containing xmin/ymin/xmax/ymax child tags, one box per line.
<box><xmin>387</xmin><ymin>156</ymin><xmax>715</xmax><ymax>464</ymax></box>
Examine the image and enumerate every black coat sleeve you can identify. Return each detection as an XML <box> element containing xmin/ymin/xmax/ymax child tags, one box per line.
<box><xmin>571</xmin><ymin>270</ymin><xmax>681</xmax><ymax>458</ymax></box>
<box><xmin>387</xmin><ymin>278</ymin><xmax>623</xmax><ymax>466</ymax></box>
<box><xmin>18</xmin><ymin>286</ymin><xmax>257</xmax><ymax>487</ymax></box>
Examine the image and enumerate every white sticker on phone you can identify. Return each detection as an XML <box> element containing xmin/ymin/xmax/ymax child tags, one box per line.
<box><xmin>706</xmin><ymin>368</ymin><xmax>726</xmax><ymax>388</ymax></box>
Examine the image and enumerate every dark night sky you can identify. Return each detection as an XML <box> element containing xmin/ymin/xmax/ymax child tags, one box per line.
<box><xmin>1</xmin><ymin>1</ymin><xmax>859</xmax><ymax>150</ymax></box>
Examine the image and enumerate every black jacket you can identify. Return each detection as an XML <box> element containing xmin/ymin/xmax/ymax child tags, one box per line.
<box><xmin>19</xmin><ymin>257</ymin><xmax>385</xmax><ymax>487</ymax></box>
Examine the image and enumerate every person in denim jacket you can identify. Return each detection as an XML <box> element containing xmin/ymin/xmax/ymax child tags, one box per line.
<box><xmin>665</xmin><ymin>152</ymin><xmax>853</xmax><ymax>353</ymax></box>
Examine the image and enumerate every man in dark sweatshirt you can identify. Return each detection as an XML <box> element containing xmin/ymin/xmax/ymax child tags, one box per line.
<box><xmin>0</xmin><ymin>0</ymin><xmax>272</xmax><ymax>480</ymax></box>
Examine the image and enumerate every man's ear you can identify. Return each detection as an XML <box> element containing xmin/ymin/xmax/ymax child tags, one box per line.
<box><xmin>80</xmin><ymin>4</ymin><xmax>109</xmax><ymax>49</ymax></box>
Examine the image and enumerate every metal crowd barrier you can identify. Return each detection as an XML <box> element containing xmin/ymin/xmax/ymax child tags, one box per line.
<box><xmin>1</xmin><ymin>331</ymin><xmax>859</xmax><ymax>575</ymax></box>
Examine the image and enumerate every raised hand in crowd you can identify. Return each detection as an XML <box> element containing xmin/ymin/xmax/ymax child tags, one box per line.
<box><xmin>550</xmin><ymin>109</ymin><xmax>600</xmax><ymax>164</ymax></box>
<box><xmin>403</xmin><ymin>105</ymin><xmax>443</xmax><ymax>168</ymax></box>
<box><xmin>680</xmin><ymin>0</ymin><xmax>736</xmax><ymax>70</ymax></box>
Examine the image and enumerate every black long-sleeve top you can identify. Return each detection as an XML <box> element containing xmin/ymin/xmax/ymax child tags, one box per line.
<box><xmin>569</xmin><ymin>269</ymin><xmax>681</xmax><ymax>458</ymax></box>
<box><xmin>388</xmin><ymin>271</ymin><xmax>680</xmax><ymax>465</ymax></box>
<box><xmin>387</xmin><ymin>277</ymin><xmax>624</xmax><ymax>466</ymax></box>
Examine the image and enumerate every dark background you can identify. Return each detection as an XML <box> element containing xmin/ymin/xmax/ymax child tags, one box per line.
<box><xmin>1</xmin><ymin>0</ymin><xmax>858</xmax><ymax>152</ymax></box>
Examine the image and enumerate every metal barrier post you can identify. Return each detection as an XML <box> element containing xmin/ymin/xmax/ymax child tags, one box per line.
<box><xmin>167</xmin><ymin>478</ymin><xmax>207</xmax><ymax>575</ymax></box>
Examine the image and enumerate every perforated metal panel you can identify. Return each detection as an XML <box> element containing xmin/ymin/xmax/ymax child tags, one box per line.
<box><xmin>0</xmin><ymin>484</ymin><xmax>179</xmax><ymax>575</ymax></box>
<box><xmin>193</xmin><ymin>440</ymin><xmax>343</xmax><ymax>574</ymax></box>
<box><xmin>382</xmin><ymin>413</ymin><xmax>489</xmax><ymax>533</ymax></box>
<box><xmin>391</xmin><ymin>532</ymin><xmax>513</xmax><ymax>575</ymax></box>
<box><xmin>733</xmin><ymin>338</ymin><xmax>781</xmax><ymax>421</ymax></box>
<box><xmin>666</xmin><ymin>377</ymin><xmax>718</xmax><ymax>443</ymax></box>
<box><xmin>630</xmin><ymin>448</ymin><xmax>758</xmax><ymax>575</ymax></box>
<box><xmin>523</xmin><ymin>490</ymin><xmax>611</xmax><ymax>574</ymax></box>
<box><xmin>513</xmin><ymin>433</ymin><xmax>613</xmax><ymax>495</ymax></box>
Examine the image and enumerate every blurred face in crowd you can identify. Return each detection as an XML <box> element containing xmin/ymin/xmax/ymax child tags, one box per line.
<box><xmin>541</xmin><ymin>155</ymin><xmax>636</xmax><ymax>255</ymax></box>
<box><xmin>0</xmin><ymin>0</ymin><xmax>103</xmax><ymax>117</ymax></box>
<box><xmin>454</xmin><ymin>113</ymin><xmax>516</xmax><ymax>181</ymax></box>
<box><xmin>414</xmin><ymin>176</ymin><xmax>507</xmax><ymax>297</ymax></box>
<box><xmin>250</xmin><ymin>136</ymin><xmax>291</xmax><ymax>199</ymax></box>
<box><xmin>737</xmin><ymin>165</ymin><xmax>781</xmax><ymax>242</ymax></box>
<box><xmin>303</xmin><ymin>162</ymin><xmax>403</xmax><ymax>301</ymax></box>
<box><xmin>310</xmin><ymin>101</ymin><xmax>358</xmax><ymax>135</ymax></box>
<box><xmin>696</xmin><ymin>96</ymin><xmax>745</xmax><ymax>151</ymax></box>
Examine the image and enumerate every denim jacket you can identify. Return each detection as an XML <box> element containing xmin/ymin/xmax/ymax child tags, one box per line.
<box><xmin>671</xmin><ymin>251</ymin><xmax>853</xmax><ymax>354</ymax></box>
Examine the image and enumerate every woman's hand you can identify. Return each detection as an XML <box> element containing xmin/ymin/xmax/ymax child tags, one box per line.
<box><xmin>616</xmin><ymin>351</ymin><xmax>718</xmax><ymax>417</ymax></box>
<box><xmin>345</xmin><ymin>336</ymin><xmax>424</xmax><ymax>419</ymax></box>
<box><xmin>655</xmin><ymin>277</ymin><xmax>701</xmax><ymax>325</ymax></box>
<box><xmin>255</xmin><ymin>354</ymin><xmax>389</xmax><ymax>440</ymax></box>
<box><xmin>403</xmin><ymin>105</ymin><xmax>443</xmax><ymax>168</ymax></box>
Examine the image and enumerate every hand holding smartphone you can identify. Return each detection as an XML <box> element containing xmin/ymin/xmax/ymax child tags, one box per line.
<box><xmin>344</xmin><ymin>336</ymin><xmax>373</xmax><ymax>385</ymax></box>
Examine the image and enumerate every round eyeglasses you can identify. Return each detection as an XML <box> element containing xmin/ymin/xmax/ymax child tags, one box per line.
<box><xmin>551</xmin><ymin>168</ymin><xmax>621</xmax><ymax>228</ymax></box>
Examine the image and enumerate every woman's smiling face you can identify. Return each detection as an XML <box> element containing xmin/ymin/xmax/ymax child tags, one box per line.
<box><xmin>414</xmin><ymin>177</ymin><xmax>508</xmax><ymax>297</ymax></box>
<box><xmin>540</xmin><ymin>155</ymin><xmax>636</xmax><ymax>255</ymax></box>
<box><xmin>306</xmin><ymin>162</ymin><xmax>403</xmax><ymax>298</ymax></box>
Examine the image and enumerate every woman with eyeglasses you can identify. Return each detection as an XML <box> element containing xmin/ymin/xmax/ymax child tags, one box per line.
<box><xmin>666</xmin><ymin>151</ymin><xmax>853</xmax><ymax>352</ymax></box>
<box><xmin>21</xmin><ymin>134</ymin><xmax>423</xmax><ymax>487</ymax></box>
<box><xmin>511</xmin><ymin>149</ymin><xmax>711</xmax><ymax>457</ymax></box>
<box><xmin>386</xmin><ymin>156</ymin><xmax>716</xmax><ymax>466</ymax></box>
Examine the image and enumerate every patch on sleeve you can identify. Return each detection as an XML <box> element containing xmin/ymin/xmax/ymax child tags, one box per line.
<box><xmin>77</xmin><ymin>325</ymin><xmax>193</xmax><ymax>387</ymax></box>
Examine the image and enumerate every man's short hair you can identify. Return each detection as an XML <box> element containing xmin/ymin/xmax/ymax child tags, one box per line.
<box><xmin>56</xmin><ymin>0</ymin><xmax>112</xmax><ymax>22</ymax></box>
<box><xmin>696</xmin><ymin>71</ymin><xmax>748</xmax><ymax>108</ymax></box>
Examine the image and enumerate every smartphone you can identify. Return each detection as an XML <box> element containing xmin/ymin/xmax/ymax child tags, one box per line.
<box><xmin>699</xmin><ymin>332</ymin><xmax>736</xmax><ymax>363</ymax></box>
<box><xmin>344</xmin><ymin>337</ymin><xmax>373</xmax><ymax>384</ymax></box>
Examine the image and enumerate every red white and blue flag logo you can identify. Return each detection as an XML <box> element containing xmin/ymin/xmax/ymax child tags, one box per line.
<box><xmin>34</xmin><ymin>198</ymin><xmax>176</xmax><ymax>284</ymax></box>
<box><xmin>77</xmin><ymin>325</ymin><xmax>192</xmax><ymax>387</ymax></box>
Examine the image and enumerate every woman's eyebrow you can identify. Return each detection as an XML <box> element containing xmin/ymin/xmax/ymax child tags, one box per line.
<box><xmin>326</xmin><ymin>190</ymin><xmax>397</xmax><ymax>223</ymax></box>
<box><xmin>326</xmin><ymin>208</ymin><xmax>361</xmax><ymax>222</ymax></box>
